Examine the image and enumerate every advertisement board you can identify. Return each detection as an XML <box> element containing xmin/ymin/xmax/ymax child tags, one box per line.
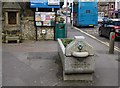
<box><xmin>35</xmin><ymin>12</ymin><xmax>55</xmax><ymax>27</ymax></box>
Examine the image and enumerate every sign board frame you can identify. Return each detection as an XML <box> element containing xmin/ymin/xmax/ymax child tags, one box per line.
<box><xmin>30</xmin><ymin>0</ymin><xmax>60</xmax><ymax>8</ymax></box>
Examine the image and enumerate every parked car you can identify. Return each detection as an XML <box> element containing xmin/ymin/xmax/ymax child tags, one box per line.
<box><xmin>98</xmin><ymin>19</ymin><xmax>120</xmax><ymax>40</ymax></box>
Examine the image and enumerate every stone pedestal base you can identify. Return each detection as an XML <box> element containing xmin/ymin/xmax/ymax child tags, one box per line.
<box><xmin>5</xmin><ymin>36</ymin><xmax>20</xmax><ymax>43</ymax></box>
<box><xmin>58</xmin><ymin>38</ymin><xmax>95</xmax><ymax>81</ymax></box>
<box><xmin>63</xmin><ymin>72</ymin><xmax>93</xmax><ymax>81</ymax></box>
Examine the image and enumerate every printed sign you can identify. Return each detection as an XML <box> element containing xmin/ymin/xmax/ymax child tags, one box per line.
<box><xmin>30</xmin><ymin>0</ymin><xmax>60</xmax><ymax>8</ymax></box>
<box><xmin>35</xmin><ymin>12</ymin><xmax>55</xmax><ymax>27</ymax></box>
<box><xmin>48</xmin><ymin>0</ymin><xmax>60</xmax><ymax>5</ymax></box>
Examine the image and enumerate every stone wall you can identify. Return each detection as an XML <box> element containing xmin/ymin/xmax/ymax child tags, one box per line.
<box><xmin>2</xmin><ymin>3</ymin><xmax>55</xmax><ymax>41</ymax></box>
<box><xmin>37</xmin><ymin>27</ymin><xmax>54</xmax><ymax>40</ymax></box>
<box><xmin>2</xmin><ymin>16</ymin><xmax>55</xmax><ymax>41</ymax></box>
<box><xmin>21</xmin><ymin>17</ymin><xmax>54</xmax><ymax>40</ymax></box>
<box><xmin>21</xmin><ymin>17</ymin><xmax>36</xmax><ymax>40</ymax></box>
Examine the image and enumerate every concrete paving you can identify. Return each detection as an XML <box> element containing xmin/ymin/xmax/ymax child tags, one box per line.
<box><xmin>2</xmin><ymin>23</ymin><xmax>119</xmax><ymax>86</ymax></box>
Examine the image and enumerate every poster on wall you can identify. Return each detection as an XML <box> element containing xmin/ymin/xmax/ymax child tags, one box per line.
<box><xmin>48</xmin><ymin>0</ymin><xmax>60</xmax><ymax>5</ymax></box>
<box><xmin>35</xmin><ymin>12</ymin><xmax>41</xmax><ymax>21</ymax></box>
<box><xmin>35</xmin><ymin>12</ymin><xmax>55</xmax><ymax>27</ymax></box>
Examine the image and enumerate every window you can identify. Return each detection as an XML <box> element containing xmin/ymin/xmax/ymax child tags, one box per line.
<box><xmin>8</xmin><ymin>12</ymin><xmax>17</xmax><ymax>25</ymax></box>
<box><xmin>86</xmin><ymin>10</ymin><xmax>90</xmax><ymax>13</ymax></box>
<box><xmin>114</xmin><ymin>21</ymin><xmax>120</xmax><ymax>26</ymax></box>
<box><xmin>109</xmin><ymin>20</ymin><xmax>120</xmax><ymax>26</ymax></box>
<box><xmin>111</xmin><ymin>4</ymin><xmax>114</xmax><ymax>9</ymax></box>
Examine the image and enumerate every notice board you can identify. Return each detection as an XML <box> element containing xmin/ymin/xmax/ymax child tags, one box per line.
<box><xmin>35</xmin><ymin>12</ymin><xmax>56</xmax><ymax>27</ymax></box>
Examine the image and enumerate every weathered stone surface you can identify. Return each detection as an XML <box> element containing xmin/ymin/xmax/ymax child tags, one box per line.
<box><xmin>37</xmin><ymin>27</ymin><xmax>54</xmax><ymax>40</ymax></box>
<box><xmin>64</xmin><ymin>56</ymin><xmax>95</xmax><ymax>74</ymax></box>
<box><xmin>20</xmin><ymin>17</ymin><xmax>54</xmax><ymax>40</ymax></box>
<box><xmin>2</xmin><ymin>2</ymin><xmax>55</xmax><ymax>41</ymax></box>
<box><xmin>58</xmin><ymin>38</ymin><xmax>95</xmax><ymax>81</ymax></box>
<box><xmin>21</xmin><ymin>19</ymin><xmax>35</xmax><ymax>40</ymax></box>
<box><xmin>63</xmin><ymin>72</ymin><xmax>93</xmax><ymax>81</ymax></box>
<box><xmin>2</xmin><ymin>17</ymin><xmax>55</xmax><ymax>40</ymax></box>
<box><xmin>3</xmin><ymin>2</ymin><xmax>21</xmax><ymax>9</ymax></box>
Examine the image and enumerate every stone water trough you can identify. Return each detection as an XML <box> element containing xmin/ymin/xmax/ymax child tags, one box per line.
<box><xmin>57</xmin><ymin>36</ymin><xmax>95</xmax><ymax>81</ymax></box>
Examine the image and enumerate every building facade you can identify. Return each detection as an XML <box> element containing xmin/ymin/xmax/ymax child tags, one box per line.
<box><xmin>98</xmin><ymin>2</ymin><xmax>115</xmax><ymax>18</ymax></box>
<box><xmin>108</xmin><ymin>2</ymin><xmax>115</xmax><ymax>18</ymax></box>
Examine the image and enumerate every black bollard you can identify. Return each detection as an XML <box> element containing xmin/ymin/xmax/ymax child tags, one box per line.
<box><xmin>109</xmin><ymin>32</ymin><xmax>115</xmax><ymax>54</ymax></box>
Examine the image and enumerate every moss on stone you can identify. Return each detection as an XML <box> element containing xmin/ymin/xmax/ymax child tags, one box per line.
<box><xmin>61</xmin><ymin>38</ymin><xmax>73</xmax><ymax>47</ymax></box>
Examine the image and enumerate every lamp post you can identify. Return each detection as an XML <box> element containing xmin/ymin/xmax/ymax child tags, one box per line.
<box><xmin>71</xmin><ymin>0</ymin><xmax>73</xmax><ymax>29</ymax></box>
<box><xmin>66</xmin><ymin>0</ymin><xmax>68</xmax><ymax>38</ymax></box>
<box><xmin>115</xmin><ymin>0</ymin><xmax>118</xmax><ymax>11</ymax></box>
<box><xmin>35</xmin><ymin>8</ymin><xmax>38</xmax><ymax>41</ymax></box>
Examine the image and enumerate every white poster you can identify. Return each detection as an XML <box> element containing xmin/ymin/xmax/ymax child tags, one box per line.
<box><xmin>48</xmin><ymin>0</ymin><xmax>60</xmax><ymax>5</ymax></box>
<box><xmin>41</xmin><ymin>14</ymin><xmax>46</xmax><ymax>21</ymax></box>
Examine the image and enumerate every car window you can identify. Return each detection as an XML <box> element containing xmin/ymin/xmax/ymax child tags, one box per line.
<box><xmin>104</xmin><ymin>21</ymin><xmax>109</xmax><ymax>25</ymax></box>
<box><xmin>109</xmin><ymin>20</ymin><xmax>114</xmax><ymax>25</ymax></box>
<box><xmin>107</xmin><ymin>20</ymin><xmax>120</xmax><ymax>26</ymax></box>
<box><xmin>113</xmin><ymin>21</ymin><xmax>120</xmax><ymax>26</ymax></box>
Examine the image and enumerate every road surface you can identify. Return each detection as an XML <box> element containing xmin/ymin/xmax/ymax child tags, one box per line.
<box><xmin>2</xmin><ymin>23</ymin><xmax>119</xmax><ymax>86</ymax></box>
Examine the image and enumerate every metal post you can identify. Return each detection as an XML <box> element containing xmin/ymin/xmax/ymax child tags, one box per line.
<box><xmin>109</xmin><ymin>32</ymin><xmax>115</xmax><ymax>54</ymax></box>
<box><xmin>71</xmin><ymin>0</ymin><xmax>73</xmax><ymax>29</ymax></box>
<box><xmin>115</xmin><ymin>0</ymin><xmax>118</xmax><ymax>11</ymax></box>
<box><xmin>52</xmin><ymin>8</ymin><xmax>54</xmax><ymax>12</ymax></box>
<box><xmin>66</xmin><ymin>0</ymin><xmax>68</xmax><ymax>38</ymax></box>
<box><xmin>35</xmin><ymin>8</ymin><xmax>38</xmax><ymax>41</ymax></box>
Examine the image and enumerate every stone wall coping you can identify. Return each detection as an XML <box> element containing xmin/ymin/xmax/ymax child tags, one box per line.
<box><xmin>22</xmin><ymin>17</ymin><xmax>34</xmax><ymax>21</ymax></box>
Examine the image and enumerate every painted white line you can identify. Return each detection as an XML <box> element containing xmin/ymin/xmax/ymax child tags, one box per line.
<box><xmin>74</xmin><ymin>27</ymin><xmax>120</xmax><ymax>52</ymax></box>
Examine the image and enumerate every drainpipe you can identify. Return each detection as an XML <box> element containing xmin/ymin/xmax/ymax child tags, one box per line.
<box><xmin>35</xmin><ymin>8</ymin><xmax>38</xmax><ymax>41</ymax></box>
<box><xmin>71</xmin><ymin>0</ymin><xmax>73</xmax><ymax>29</ymax></box>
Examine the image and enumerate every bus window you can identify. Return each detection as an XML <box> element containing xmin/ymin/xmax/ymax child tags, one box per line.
<box><xmin>86</xmin><ymin>10</ymin><xmax>90</xmax><ymax>13</ymax></box>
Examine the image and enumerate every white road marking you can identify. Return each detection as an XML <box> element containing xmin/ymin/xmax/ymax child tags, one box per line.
<box><xmin>74</xmin><ymin>27</ymin><xmax>120</xmax><ymax>52</ymax></box>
